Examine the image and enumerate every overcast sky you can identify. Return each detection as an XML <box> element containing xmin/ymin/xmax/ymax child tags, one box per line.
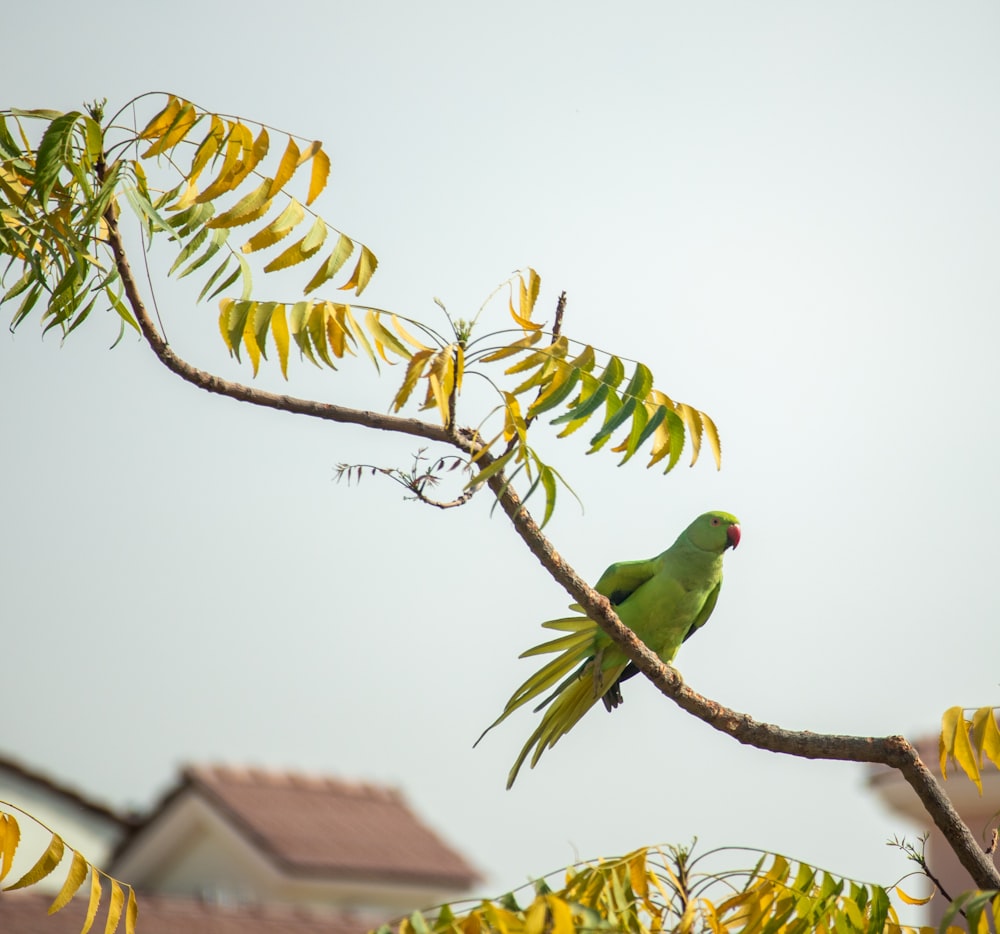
<box><xmin>3</xmin><ymin>0</ymin><xmax>1000</xmax><ymax>908</ymax></box>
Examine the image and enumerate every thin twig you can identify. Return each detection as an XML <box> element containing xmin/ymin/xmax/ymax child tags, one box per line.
<box><xmin>552</xmin><ymin>291</ymin><xmax>567</xmax><ymax>340</ymax></box>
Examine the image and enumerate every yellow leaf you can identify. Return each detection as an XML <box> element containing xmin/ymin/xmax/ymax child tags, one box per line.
<box><xmin>678</xmin><ymin>896</ymin><xmax>699</xmax><ymax>934</ymax></box>
<box><xmin>105</xmin><ymin>878</ymin><xmax>125</xmax><ymax>934</ymax></box>
<box><xmin>206</xmin><ymin>179</ymin><xmax>274</xmax><ymax>229</ymax></box>
<box><xmin>297</xmin><ymin>139</ymin><xmax>322</xmax><ymax>165</ymax></box>
<box><xmin>627</xmin><ymin>849</ymin><xmax>649</xmax><ymax>901</ymax></box>
<box><xmin>138</xmin><ymin>96</ymin><xmax>181</xmax><ymax>141</ymax></box>
<box><xmin>125</xmin><ymin>887</ymin><xmax>138</xmax><ymax>934</ymax></box>
<box><xmin>700</xmin><ymin>410</ymin><xmax>723</xmax><ymax>470</ymax></box>
<box><xmin>0</xmin><ymin>813</ymin><xmax>20</xmax><ymax>882</ymax></box>
<box><xmin>270</xmin><ymin>303</ymin><xmax>290</xmax><ymax>379</ymax></box>
<box><xmin>187</xmin><ymin>114</ymin><xmax>226</xmax><ymax>185</ymax></box>
<box><xmin>326</xmin><ymin>303</ymin><xmax>355</xmax><ymax>358</ymax></box>
<box><xmin>524</xmin><ymin>897</ymin><xmax>547</xmax><ymax>934</ymax></box>
<box><xmin>172</xmin><ymin>180</ymin><xmax>201</xmax><ymax>212</ymax></box>
<box><xmin>971</xmin><ymin>707</ymin><xmax>1000</xmax><ymax>770</ymax></box>
<box><xmin>503</xmin><ymin>392</ymin><xmax>526</xmax><ymax>444</ymax></box>
<box><xmin>263</xmin><ymin>216</ymin><xmax>327</xmax><ymax>272</ymax></box>
<box><xmin>338</xmin><ymin>245</ymin><xmax>378</xmax><ymax>295</ymax></box>
<box><xmin>243</xmin><ymin>199</ymin><xmax>305</xmax><ymax>253</ymax></box>
<box><xmin>307</xmin><ymin>303</ymin><xmax>338</xmax><ymax>369</ymax></box>
<box><xmin>141</xmin><ymin>101</ymin><xmax>199</xmax><ymax>158</ymax></box>
<box><xmin>243</xmin><ymin>304</ymin><xmax>262</xmax><ymax>376</ymax></box>
<box><xmin>306</xmin><ymin>147</ymin><xmax>330</xmax><ymax>205</ymax></box>
<box><xmin>196</xmin><ymin>122</ymin><xmax>252</xmax><ymax>203</ymax></box>
<box><xmin>842</xmin><ymin>898</ymin><xmax>864</xmax><ymax>930</ymax></box>
<box><xmin>895</xmin><ymin>885</ymin><xmax>933</xmax><ymax>906</ymax></box>
<box><xmin>49</xmin><ymin>850</ymin><xmax>88</xmax><ymax>913</ymax></box>
<box><xmin>478</xmin><ymin>330</ymin><xmax>543</xmax><ymax>363</ymax></box>
<box><xmin>366</xmin><ymin>310</ymin><xmax>411</xmax><ymax>361</ymax></box>
<box><xmin>392</xmin><ymin>349</ymin><xmax>434</xmax><ymax>411</ymax></box>
<box><xmin>391</xmin><ymin>314</ymin><xmax>431</xmax><ymax>352</ymax></box>
<box><xmin>343</xmin><ymin>305</ymin><xmax>378</xmax><ymax>367</ymax></box>
<box><xmin>5</xmin><ymin>832</ymin><xmax>64</xmax><ymax>890</ymax></box>
<box><xmin>676</xmin><ymin>403</ymin><xmax>703</xmax><ymax>466</ymax></box>
<box><xmin>303</xmin><ymin>233</ymin><xmax>353</xmax><ymax>293</ymax></box>
<box><xmin>545</xmin><ymin>896</ymin><xmax>574</xmax><ymax>934</ymax></box>
<box><xmin>940</xmin><ymin>706</ymin><xmax>966</xmax><ymax>782</ymax></box>
<box><xmin>423</xmin><ymin>349</ymin><xmax>455</xmax><ymax>425</ymax></box>
<box><xmin>272</xmin><ymin>137</ymin><xmax>301</xmax><ymax>193</ymax></box>
<box><xmin>220</xmin><ymin>125</ymin><xmax>269</xmax><ymax>193</ymax></box>
<box><xmin>81</xmin><ymin>869</ymin><xmax>101</xmax><ymax>934</ymax></box>
<box><xmin>509</xmin><ymin>269</ymin><xmax>542</xmax><ymax>329</ymax></box>
<box><xmin>218</xmin><ymin>299</ymin><xmax>235</xmax><ymax>354</ymax></box>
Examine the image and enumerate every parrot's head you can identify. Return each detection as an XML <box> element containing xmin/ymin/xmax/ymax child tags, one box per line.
<box><xmin>686</xmin><ymin>511</ymin><xmax>741</xmax><ymax>553</ymax></box>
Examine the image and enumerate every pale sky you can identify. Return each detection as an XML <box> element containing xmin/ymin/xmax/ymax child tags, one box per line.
<box><xmin>3</xmin><ymin>0</ymin><xmax>1000</xmax><ymax>906</ymax></box>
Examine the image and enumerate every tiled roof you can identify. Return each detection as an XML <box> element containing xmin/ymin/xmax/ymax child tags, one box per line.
<box><xmin>115</xmin><ymin>765</ymin><xmax>481</xmax><ymax>889</ymax></box>
<box><xmin>0</xmin><ymin>891</ymin><xmax>370</xmax><ymax>934</ymax></box>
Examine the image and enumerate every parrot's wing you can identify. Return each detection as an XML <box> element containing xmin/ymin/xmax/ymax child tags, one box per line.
<box><xmin>681</xmin><ymin>579</ymin><xmax>722</xmax><ymax>644</ymax></box>
<box><xmin>593</xmin><ymin>557</ymin><xmax>659</xmax><ymax>606</ymax></box>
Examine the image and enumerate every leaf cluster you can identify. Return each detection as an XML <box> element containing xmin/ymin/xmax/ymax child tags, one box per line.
<box><xmin>0</xmin><ymin>107</ymin><xmax>134</xmax><ymax>339</ymax></box>
<box><xmin>374</xmin><ymin>844</ymin><xmax>966</xmax><ymax>934</ymax></box>
<box><xmin>0</xmin><ymin>94</ymin><xmax>377</xmax><ymax>345</ymax></box>
<box><xmin>1</xmin><ymin>94</ymin><xmax>723</xmax><ymax>529</ymax></box>
<box><xmin>939</xmin><ymin>706</ymin><xmax>1000</xmax><ymax>796</ymax></box>
<box><xmin>0</xmin><ymin>806</ymin><xmax>136</xmax><ymax>934</ymax></box>
<box><xmin>130</xmin><ymin>95</ymin><xmax>377</xmax><ymax>301</ymax></box>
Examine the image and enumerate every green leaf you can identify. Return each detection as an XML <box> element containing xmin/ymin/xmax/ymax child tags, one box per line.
<box><xmin>620</xmin><ymin>404</ymin><xmax>667</xmax><ymax>465</ymax></box>
<box><xmin>176</xmin><ymin>227</ymin><xmax>228</xmax><ymax>280</ymax></box>
<box><xmin>589</xmin><ymin>396</ymin><xmax>636</xmax><ymax>448</ymax></box>
<box><xmin>33</xmin><ymin>111</ymin><xmax>81</xmax><ymax>203</ymax></box>
<box><xmin>551</xmin><ymin>356</ymin><xmax>625</xmax><ymax>426</ymax></box>
<box><xmin>0</xmin><ymin>117</ymin><xmax>23</xmax><ymax>159</ymax></box>
<box><xmin>167</xmin><ymin>226</ymin><xmax>209</xmax><ymax>276</ymax></box>
<box><xmin>526</xmin><ymin>367</ymin><xmax>582</xmax><ymax>419</ymax></box>
<box><xmin>465</xmin><ymin>447</ymin><xmax>517</xmax><ymax>489</ymax></box>
<box><xmin>224</xmin><ymin>300</ymin><xmax>253</xmax><ymax>362</ymax></box>
<box><xmin>551</xmin><ymin>380</ymin><xmax>608</xmax><ymax>429</ymax></box>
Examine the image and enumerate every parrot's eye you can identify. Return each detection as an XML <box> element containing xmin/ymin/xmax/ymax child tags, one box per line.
<box><xmin>710</xmin><ymin>518</ymin><xmax>720</xmax><ymax>526</ymax></box>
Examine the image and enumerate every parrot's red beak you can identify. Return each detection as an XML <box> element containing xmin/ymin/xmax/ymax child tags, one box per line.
<box><xmin>727</xmin><ymin>524</ymin><xmax>741</xmax><ymax>549</ymax></box>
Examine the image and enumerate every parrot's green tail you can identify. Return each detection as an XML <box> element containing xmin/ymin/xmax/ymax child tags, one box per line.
<box><xmin>474</xmin><ymin>613</ymin><xmax>630</xmax><ymax>788</ymax></box>
<box><xmin>505</xmin><ymin>658</ymin><xmax>625</xmax><ymax>789</ymax></box>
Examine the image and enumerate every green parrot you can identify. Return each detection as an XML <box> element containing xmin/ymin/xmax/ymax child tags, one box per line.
<box><xmin>477</xmin><ymin>510</ymin><xmax>741</xmax><ymax>788</ymax></box>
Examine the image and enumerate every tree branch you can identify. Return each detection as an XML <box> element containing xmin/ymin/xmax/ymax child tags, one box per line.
<box><xmin>483</xmin><ymin>468</ymin><xmax>1000</xmax><ymax>891</ymax></box>
<box><xmin>103</xmin><ymin>201</ymin><xmax>1000</xmax><ymax>893</ymax></box>
<box><xmin>104</xmin><ymin>213</ymin><xmax>452</xmax><ymax>447</ymax></box>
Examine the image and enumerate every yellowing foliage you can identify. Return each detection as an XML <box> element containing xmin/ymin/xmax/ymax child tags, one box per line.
<box><xmin>939</xmin><ymin>706</ymin><xmax>1000</xmax><ymax>794</ymax></box>
<box><xmin>134</xmin><ymin>95</ymin><xmax>377</xmax><ymax>299</ymax></box>
<box><xmin>1</xmin><ymin>100</ymin><xmax>725</xmax><ymax>526</ymax></box>
<box><xmin>373</xmin><ymin>845</ymin><xmax>976</xmax><ymax>934</ymax></box>
<box><xmin>0</xmin><ymin>805</ymin><xmax>137</xmax><ymax>934</ymax></box>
